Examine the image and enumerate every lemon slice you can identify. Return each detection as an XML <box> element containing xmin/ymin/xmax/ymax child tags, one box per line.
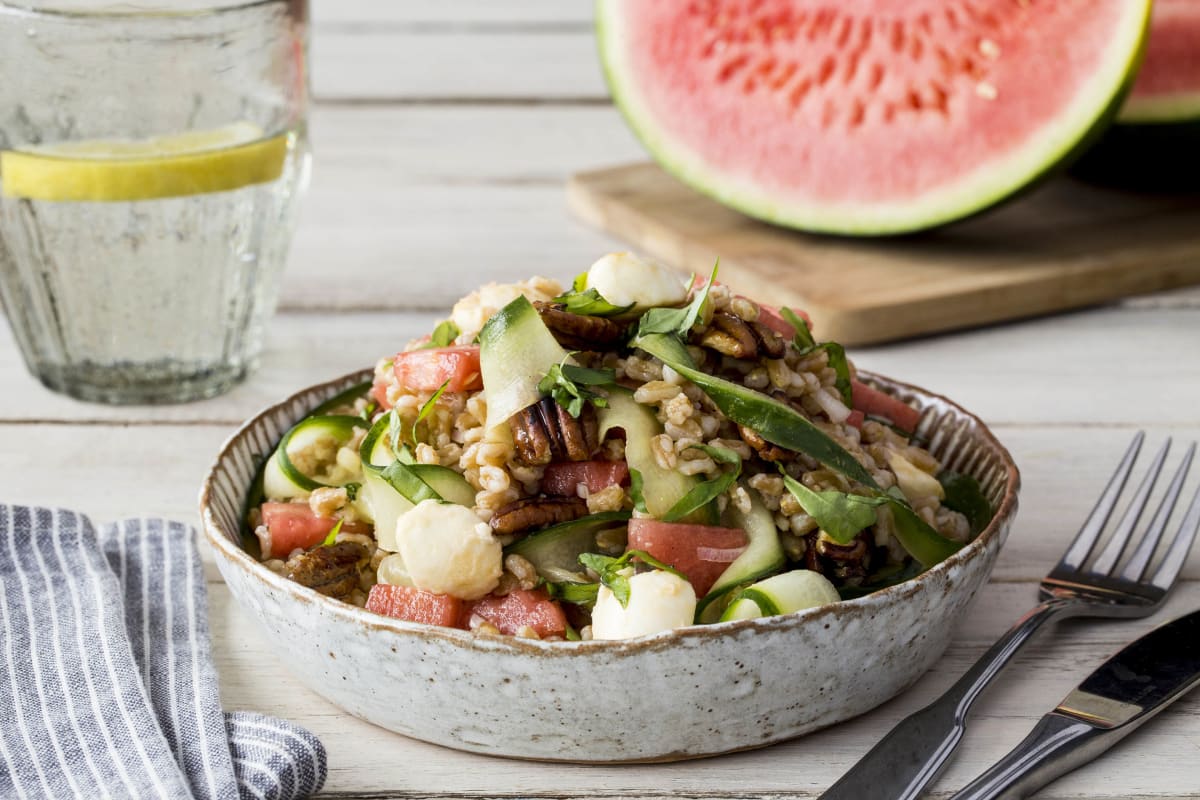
<box><xmin>0</xmin><ymin>122</ymin><xmax>290</xmax><ymax>202</ymax></box>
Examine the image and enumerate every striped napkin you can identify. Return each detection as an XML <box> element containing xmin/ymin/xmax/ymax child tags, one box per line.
<box><xmin>0</xmin><ymin>506</ymin><xmax>327</xmax><ymax>799</ymax></box>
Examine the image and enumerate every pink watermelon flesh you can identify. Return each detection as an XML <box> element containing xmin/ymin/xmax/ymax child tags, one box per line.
<box><xmin>602</xmin><ymin>0</ymin><xmax>1149</xmax><ymax>233</ymax></box>
<box><xmin>1122</xmin><ymin>0</ymin><xmax>1200</xmax><ymax>121</ymax></box>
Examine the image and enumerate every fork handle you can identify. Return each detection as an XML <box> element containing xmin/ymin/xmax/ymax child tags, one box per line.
<box><xmin>820</xmin><ymin>598</ymin><xmax>1080</xmax><ymax>800</ymax></box>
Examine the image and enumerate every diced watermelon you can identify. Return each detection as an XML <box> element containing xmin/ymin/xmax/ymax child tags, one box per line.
<box><xmin>460</xmin><ymin>588</ymin><xmax>567</xmax><ymax>638</ymax></box>
<box><xmin>627</xmin><ymin>519</ymin><xmax>748</xmax><ymax>596</ymax></box>
<box><xmin>755</xmin><ymin>303</ymin><xmax>810</xmax><ymax>339</ymax></box>
<box><xmin>850</xmin><ymin>379</ymin><xmax>921</xmax><ymax>434</ymax></box>
<box><xmin>259</xmin><ymin>502</ymin><xmax>369</xmax><ymax>558</ymax></box>
<box><xmin>393</xmin><ymin>346</ymin><xmax>483</xmax><ymax>393</ymax></box>
<box><xmin>845</xmin><ymin>409</ymin><xmax>865</xmax><ymax>429</ymax></box>
<box><xmin>366</xmin><ymin>584</ymin><xmax>464</xmax><ymax>628</ymax></box>
<box><xmin>542</xmin><ymin>460</ymin><xmax>630</xmax><ymax>496</ymax></box>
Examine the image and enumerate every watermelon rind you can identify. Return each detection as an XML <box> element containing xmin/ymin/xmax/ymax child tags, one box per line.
<box><xmin>1119</xmin><ymin>93</ymin><xmax>1200</xmax><ymax>125</ymax></box>
<box><xmin>597</xmin><ymin>1</ymin><xmax>1153</xmax><ymax>236</ymax></box>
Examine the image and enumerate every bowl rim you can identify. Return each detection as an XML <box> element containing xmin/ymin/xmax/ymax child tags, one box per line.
<box><xmin>200</xmin><ymin>367</ymin><xmax>1021</xmax><ymax>656</ymax></box>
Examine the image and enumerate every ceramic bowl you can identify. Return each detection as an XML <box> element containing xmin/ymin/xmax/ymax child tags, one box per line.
<box><xmin>200</xmin><ymin>368</ymin><xmax>1019</xmax><ymax>762</ymax></box>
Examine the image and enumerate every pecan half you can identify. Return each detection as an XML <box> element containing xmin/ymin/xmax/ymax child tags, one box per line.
<box><xmin>511</xmin><ymin>397</ymin><xmax>599</xmax><ymax>466</ymax></box>
<box><xmin>813</xmin><ymin>532</ymin><xmax>871</xmax><ymax>580</ymax></box>
<box><xmin>698</xmin><ymin>311</ymin><xmax>759</xmax><ymax>359</ymax></box>
<box><xmin>287</xmin><ymin>541</ymin><xmax>369</xmax><ymax>600</ymax></box>
<box><xmin>738</xmin><ymin>423</ymin><xmax>794</xmax><ymax>463</ymax></box>
<box><xmin>490</xmin><ymin>496</ymin><xmax>588</xmax><ymax>536</ymax></box>
<box><xmin>749</xmin><ymin>320</ymin><xmax>787</xmax><ymax>359</ymax></box>
<box><xmin>533</xmin><ymin>302</ymin><xmax>626</xmax><ymax>350</ymax></box>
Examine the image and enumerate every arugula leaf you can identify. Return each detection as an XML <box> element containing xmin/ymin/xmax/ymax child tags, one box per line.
<box><xmin>662</xmin><ymin>444</ymin><xmax>743</xmax><ymax>522</ymax></box>
<box><xmin>421</xmin><ymin>320</ymin><xmax>460</xmax><ymax>348</ymax></box>
<box><xmin>779</xmin><ymin>470</ymin><xmax>887</xmax><ymax>543</ymax></box>
<box><xmin>938</xmin><ymin>471</ymin><xmax>993</xmax><ymax>536</ymax></box>
<box><xmin>635</xmin><ymin>261</ymin><xmax>718</xmax><ymax>339</ymax></box>
<box><xmin>551</xmin><ymin>287</ymin><xmax>634</xmax><ymax>317</ymax></box>
<box><xmin>537</xmin><ymin>357</ymin><xmax>616</xmax><ymax>418</ymax></box>
<box><xmin>578</xmin><ymin>549</ymin><xmax>686</xmax><ymax>609</ymax></box>
<box><xmin>321</xmin><ymin>518</ymin><xmax>344</xmax><ymax>547</ymax></box>
<box><xmin>628</xmin><ymin>467</ymin><xmax>648</xmax><ymax>514</ymax></box>
<box><xmin>782</xmin><ymin>309</ymin><xmax>851</xmax><ymax>404</ymax></box>
<box><xmin>411</xmin><ymin>379</ymin><xmax>449</xmax><ymax>443</ymax></box>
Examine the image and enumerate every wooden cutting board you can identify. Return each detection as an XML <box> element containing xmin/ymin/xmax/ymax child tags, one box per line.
<box><xmin>567</xmin><ymin>162</ymin><xmax>1200</xmax><ymax>345</ymax></box>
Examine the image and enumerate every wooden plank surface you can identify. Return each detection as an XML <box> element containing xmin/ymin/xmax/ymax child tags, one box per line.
<box><xmin>2</xmin><ymin>4</ymin><xmax>1200</xmax><ymax>797</ymax></box>
<box><xmin>568</xmin><ymin>163</ymin><xmax>1200</xmax><ymax>346</ymax></box>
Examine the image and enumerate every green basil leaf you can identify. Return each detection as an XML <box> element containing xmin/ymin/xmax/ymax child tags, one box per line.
<box><xmin>547</xmin><ymin>581</ymin><xmax>600</xmax><ymax>608</ymax></box>
<box><xmin>628</xmin><ymin>468</ymin><xmax>648</xmax><ymax>514</ymax></box>
<box><xmin>635</xmin><ymin>261</ymin><xmax>718</xmax><ymax>338</ymax></box>
<box><xmin>662</xmin><ymin>444</ymin><xmax>743</xmax><ymax>523</ymax></box>
<box><xmin>779</xmin><ymin>310</ymin><xmax>851</xmax><ymax>405</ymax></box>
<box><xmin>321</xmin><ymin>518</ymin><xmax>344</xmax><ymax>547</ymax></box>
<box><xmin>537</xmin><ymin>358</ymin><xmax>616</xmax><ymax>419</ymax></box>
<box><xmin>577</xmin><ymin>549</ymin><xmax>686</xmax><ymax>609</ymax></box>
<box><xmin>634</xmin><ymin>331</ymin><xmax>879</xmax><ymax>488</ymax></box>
<box><xmin>551</xmin><ymin>287</ymin><xmax>634</xmax><ymax>318</ymax></box>
<box><xmin>380</xmin><ymin>461</ymin><xmax>442</xmax><ymax>505</ymax></box>
<box><xmin>781</xmin><ymin>307</ymin><xmax>815</xmax><ymax>350</ymax></box>
<box><xmin>421</xmin><ymin>320</ymin><xmax>460</xmax><ymax>348</ymax></box>
<box><xmin>387</xmin><ymin>408</ymin><xmax>404</xmax><ymax>456</ymax></box>
<box><xmin>412</xmin><ymin>379</ymin><xmax>450</xmax><ymax>443</ymax></box>
<box><xmin>886</xmin><ymin>500</ymin><xmax>963</xmax><ymax>567</ymax></box>
<box><xmin>938</xmin><ymin>471</ymin><xmax>993</xmax><ymax>536</ymax></box>
<box><xmin>820</xmin><ymin>342</ymin><xmax>854</xmax><ymax>406</ymax></box>
<box><xmin>779</xmin><ymin>470</ymin><xmax>887</xmax><ymax>543</ymax></box>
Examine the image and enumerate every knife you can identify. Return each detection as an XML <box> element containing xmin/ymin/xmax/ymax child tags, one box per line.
<box><xmin>948</xmin><ymin>608</ymin><xmax>1200</xmax><ymax>800</ymax></box>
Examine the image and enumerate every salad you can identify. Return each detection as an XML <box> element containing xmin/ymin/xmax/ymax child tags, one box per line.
<box><xmin>249</xmin><ymin>252</ymin><xmax>990</xmax><ymax>641</ymax></box>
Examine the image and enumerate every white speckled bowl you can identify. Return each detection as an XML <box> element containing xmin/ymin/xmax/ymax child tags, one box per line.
<box><xmin>201</xmin><ymin>369</ymin><xmax>1019</xmax><ymax>762</ymax></box>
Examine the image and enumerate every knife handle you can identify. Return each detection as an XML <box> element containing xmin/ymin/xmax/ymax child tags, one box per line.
<box><xmin>821</xmin><ymin>598</ymin><xmax>1078</xmax><ymax>800</ymax></box>
<box><xmin>948</xmin><ymin>712</ymin><xmax>1117</xmax><ymax>800</ymax></box>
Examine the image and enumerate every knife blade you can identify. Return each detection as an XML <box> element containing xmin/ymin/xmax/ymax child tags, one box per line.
<box><xmin>949</xmin><ymin>607</ymin><xmax>1200</xmax><ymax>800</ymax></box>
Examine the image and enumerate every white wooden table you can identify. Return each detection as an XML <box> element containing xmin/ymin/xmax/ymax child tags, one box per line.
<box><xmin>4</xmin><ymin>4</ymin><xmax>1200</xmax><ymax>797</ymax></box>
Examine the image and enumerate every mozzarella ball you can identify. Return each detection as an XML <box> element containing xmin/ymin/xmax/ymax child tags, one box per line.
<box><xmin>591</xmin><ymin>569</ymin><xmax>697</xmax><ymax>640</ymax></box>
<box><xmin>449</xmin><ymin>277</ymin><xmax>562</xmax><ymax>343</ymax></box>
<box><xmin>585</xmin><ymin>252</ymin><xmax>689</xmax><ymax>310</ymax></box>
<box><xmin>395</xmin><ymin>500</ymin><xmax>502</xmax><ymax>600</ymax></box>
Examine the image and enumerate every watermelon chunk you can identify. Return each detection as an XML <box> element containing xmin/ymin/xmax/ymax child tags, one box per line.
<box><xmin>461</xmin><ymin>589</ymin><xmax>568</xmax><ymax>638</ymax></box>
<box><xmin>627</xmin><ymin>519</ymin><xmax>749</xmax><ymax>597</ymax></box>
<box><xmin>599</xmin><ymin>0</ymin><xmax>1150</xmax><ymax>234</ymax></box>
<box><xmin>366</xmin><ymin>584</ymin><xmax>464</xmax><ymax>628</ymax></box>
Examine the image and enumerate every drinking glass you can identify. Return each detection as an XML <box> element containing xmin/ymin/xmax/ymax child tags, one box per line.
<box><xmin>0</xmin><ymin>0</ymin><xmax>310</xmax><ymax>404</ymax></box>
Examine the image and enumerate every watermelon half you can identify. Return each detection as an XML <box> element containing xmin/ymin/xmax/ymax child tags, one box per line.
<box><xmin>1074</xmin><ymin>0</ymin><xmax>1200</xmax><ymax>189</ymax></box>
<box><xmin>598</xmin><ymin>0</ymin><xmax>1151</xmax><ymax>235</ymax></box>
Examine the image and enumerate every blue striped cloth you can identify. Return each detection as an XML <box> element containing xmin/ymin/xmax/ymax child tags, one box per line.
<box><xmin>0</xmin><ymin>506</ymin><xmax>327</xmax><ymax>799</ymax></box>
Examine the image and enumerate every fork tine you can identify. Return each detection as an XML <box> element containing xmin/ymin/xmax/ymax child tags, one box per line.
<box><xmin>1058</xmin><ymin>431</ymin><xmax>1144</xmax><ymax>571</ymax></box>
<box><xmin>1149</xmin><ymin>477</ymin><xmax>1200</xmax><ymax>591</ymax></box>
<box><xmin>1120</xmin><ymin>442</ymin><xmax>1195</xmax><ymax>582</ymax></box>
<box><xmin>1091</xmin><ymin>439</ymin><xmax>1171</xmax><ymax>575</ymax></box>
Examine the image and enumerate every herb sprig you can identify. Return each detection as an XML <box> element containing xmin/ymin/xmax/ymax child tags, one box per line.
<box><xmin>537</xmin><ymin>356</ymin><xmax>616</xmax><ymax>418</ymax></box>
<box><xmin>578</xmin><ymin>550</ymin><xmax>686</xmax><ymax>609</ymax></box>
<box><xmin>635</xmin><ymin>261</ymin><xmax>718</xmax><ymax>339</ymax></box>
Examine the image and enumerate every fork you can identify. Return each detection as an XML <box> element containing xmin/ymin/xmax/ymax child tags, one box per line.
<box><xmin>820</xmin><ymin>432</ymin><xmax>1200</xmax><ymax>800</ymax></box>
